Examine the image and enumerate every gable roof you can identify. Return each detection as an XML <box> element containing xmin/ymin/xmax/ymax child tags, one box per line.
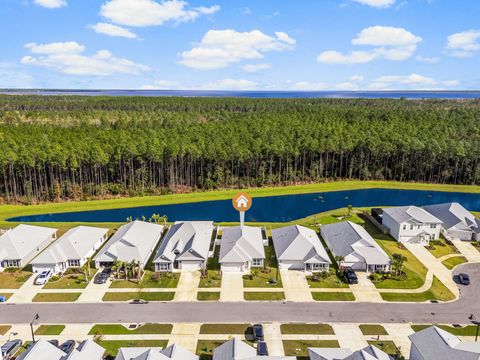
<box><xmin>115</xmin><ymin>344</ymin><xmax>198</xmax><ymax>360</ymax></box>
<box><xmin>219</xmin><ymin>226</ymin><xmax>265</xmax><ymax>264</ymax></box>
<box><xmin>0</xmin><ymin>224</ymin><xmax>57</xmax><ymax>261</ymax></box>
<box><xmin>32</xmin><ymin>226</ymin><xmax>108</xmax><ymax>265</ymax></box>
<box><xmin>309</xmin><ymin>345</ymin><xmax>391</xmax><ymax>360</ymax></box>
<box><xmin>213</xmin><ymin>337</ymin><xmax>294</xmax><ymax>360</ymax></box>
<box><xmin>409</xmin><ymin>326</ymin><xmax>480</xmax><ymax>360</ymax></box>
<box><xmin>160</xmin><ymin>344</ymin><xmax>199</xmax><ymax>360</ymax></box>
<box><xmin>66</xmin><ymin>339</ymin><xmax>105</xmax><ymax>360</ymax></box>
<box><xmin>423</xmin><ymin>203</ymin><xmax>480</xmax><ymax>233</ymax></box>
<box><xmin>16</xmin><ymin>339</ymin><xmax>66</xmax><ymax>360</ymax></box>
<box><xmin>94</xmin><ymin>221</ymin><xmax>163</xmax><ymax>264</ymax></box>
<box><xmin>154</xmin><ymin>221</ymin><xmax>213</xmax><ymax>264</ymax></box>
<box><xmin>321</xmin><ymin>221</ymin><xmax>390</xmax><ymax>265</ymax></box>
<box><xmin>383</xmin><ymin>206</ymin><xmax>442</xmax><ymax>224</ymax></box>
<box><xmin>272</xmin><ymin>225</ymin><xmax>330</xmax><ymax>264</ymax></box>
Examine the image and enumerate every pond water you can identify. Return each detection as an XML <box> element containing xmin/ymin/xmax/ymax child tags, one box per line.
<box><xmin>8</xmin><ymin>188</ymin><xmax>480</xmax><ymax>223</ymax></box>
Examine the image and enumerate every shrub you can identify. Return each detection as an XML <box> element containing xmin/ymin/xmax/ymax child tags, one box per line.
<box><xmin>49</xmin><ymin>275</ymin><xmax>60</xmax><ymax>282</ymax></box>
<box><xmin>370</xmin><ymin>272</ymin><xmax>383</xmax><ymax>283</ymax></box>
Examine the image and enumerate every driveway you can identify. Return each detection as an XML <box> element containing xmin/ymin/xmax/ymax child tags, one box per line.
<box><xmin>174</xmin><ymin>271</ymin><xmax>200</xmax><ymax>302</ymax></box>
<box><xmin>9</xmin><ymin>276</ymin><xmax>39</xmax><ymax>303</ymax></box>
<box><xmin>220</xmin><ymin>272</ymin><xmax>244</xmax><ymax>301</ymax></box>
<box><xmin>452</xmin><ymin>240</ymin><xmax>480</xmax><ymax>263</ymax></box>
<box><xmin>280</xmin><ymin>270</ymin><xmax>313</xmax><ymax>302</ymax></box>
<box><xmin>349</xmin><ymin>272</ymin><xmax>382</xmax><ymax>302</ymax></box>
<box><xmin>77</xmin><ymin>272</ymin><xmax>111</xmax><ymax>303</ymax></box>
<box><xmin>332</xmin><ymin>324</ymin><xmax>368</xmax><ymax>350</ymax></box>
<box><xmin>263</xmin><ymin>323</ymin><xmax>285</xmax><ymax>356</ymax></box>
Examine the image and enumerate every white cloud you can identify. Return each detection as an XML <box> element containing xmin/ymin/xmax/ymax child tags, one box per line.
<box><xmin>240</xmin><ymin>63</ymin><xmax>271</xmax><ymax>72</ymax></box>
<box><xmin>288</xmin><ymin>81</ymin><xmax>328</xmax><ymax>91</ymax></box>
<box><xmin>349</xmin><ymin>75</ymin><xmax>364</xmax><ymax>82</ymax></box>
<box><xmin>351</xmin><ymin>0</ymin><xmax>395</xmax><ymax>8</ymax></box>
<box><xmin>446</xmin><ymin>30</ymin><xmax>480</xmax><ymax>57</ymax></box>
<box><xmin>179</xmin><ymin>29</ymin><xmax>296</xmax><ymax>70</ymax></box>
<box><xmin>416</xmin><ymin>55</ymin><xmax>440</xmax><ymax>63</ymax></box>
<box><xmin>318</xmin><ymin>26</ymin><xmax>422</xmax><ymax>64</ymax></box>
<box><xmin>335</xmin><ymin>82</ymin><xmax>360</xmax><ymax>90</ymax></box>
<box><xmin>89</xmin><ymin>22</ymin><xmax>138</xmax><ymax>39</ymax></box>
<box><xmin>34</xmin><ymin>0</ymin><xmax>66</xmax><ymax>9</ymax></box>
<box><xmin>369</xmin><ymin>73</ymin><xmax>459</xmax><ymax>89</ymax></box>
<box><xmin>21</xmin><ymin>41</ymin><xmax>149</xmax><ymax>76</ymax></box>
<box><xmin>100</xmin><ymin>0</ymin><xmax>220</xmax><ymax>27</ymax></box>
<box><xmin>141</xmin><ymin>78</ymin><xmax>257</xmax><ymax>90</ymax></box>
<box><xmin>240</xmin><ymin>7</ymin><xmax>251</xmax><ymax>14</ymax></box>
<box><xmin>140</xmin><ymin>80</ymin><xmax>179</xmax><ymax>90</ymax></box>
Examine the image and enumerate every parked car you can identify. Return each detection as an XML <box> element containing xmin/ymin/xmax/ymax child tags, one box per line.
<box><xmin>459</xmin><ymin>273</ymin><xmax>470</xmax><ymax>285</ymax></box>
<box><xmin>130</xmin><ymin>299</ymin><xmax>149</xmax><ymax>304</ymax></box>
<box><xmin>48</xmin><ymin>340</ymin><xmax>59</xmax><ymax>347</ymax></box>
<box><xmin>257</xmin><ymin>341</ymin><xmax>268</xmax><ymax>356</ymax></box>
<box><xmin>94</xmin><ymin>268</ymin><xmax>111</xmax><ymax>284</ymax></box>
<box><xmin>1</xmin><ymin>340</ymin><xmax>22</xmax><ymax>360</ymax></box>
<box><xmin>253</xmin><ymin>324</ymin><xmax>264</xmax><ymax>342</ymax></box>
<box><xmin>59</xmin><ymin>340</ymin><xmax>75</xmax><ymax>354</ymax></box>
<box><xmin>344</xmin><ymin>268</ymin><xmax>358</xmax><ymax>284</ymax></box>
<box><xmin>34</xmin><ymin>270</ymin><xmax>53</xmax><ymax>285</ymax></box>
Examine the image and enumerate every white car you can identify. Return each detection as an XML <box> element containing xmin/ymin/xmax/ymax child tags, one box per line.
<box><xmin>34</xmin><ymin>270</ymin><xmax>52</xmax><ymax>285</ymax></box>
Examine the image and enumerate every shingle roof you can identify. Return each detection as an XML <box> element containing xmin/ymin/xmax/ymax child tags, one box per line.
<box><xmin>160</xmin><ymin>344</ymin><xmax>199</xmax><ymax>360</ymax></box>
<box><xmin>66</xmin><ymin>339</ymin><xmax>105</xmax><ymax>360</ymax></box>
<box><xmin>309</xmin><ymin>345</ymin><xmax>391</xmax><ymax>360</ymax></box>
<box><xmin>154</xmin><ymin>221</ymin><xmax>213</xmax><ymax>264</ymax></box>
<box><xmin>383</xmin><ymin>206</ymin><xmax>443</xmax><ymax>224</ymax></box>
<box><xmin>16</xmin><ymin>339</ymin><xmax>66</xmax><ymax>360</ymax></box>
<box><xmin>271</xmin><ymin>225</ymin><xmax>330</xmax><ymax>264</ymax></box>
<box><xmin>213</xmin><ymin>337</ymin><xmax>294</xmax><ymax>360</ymax></box>
<box><xmin>423</xmin><ymin>203</ymin><xmax>480</xmax><ymax>233</ymax></box>
<box><xmin>219</xmin><ymin>226</ymin><xmax>265</xmax><ymax>264</ymax></box>
<box><xmin>31</xmin><ymin>226</ymin><xmax>108</xmax><ymax>265</ymax></box>
<box><xmin>0</xmin><ymin>224</ymin><xmax>57</xmax><ymax>261</ymax></box>
<box><xmin>115</xmin><ymin>344</ymin><xmax>198</xmax><ymax>360</ymax></box>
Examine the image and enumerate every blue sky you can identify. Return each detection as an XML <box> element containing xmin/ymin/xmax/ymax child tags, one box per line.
<box><xmin>1</xmin><ymin>0</ymin><xmax>480</xmax><ymax>90</ymax></box>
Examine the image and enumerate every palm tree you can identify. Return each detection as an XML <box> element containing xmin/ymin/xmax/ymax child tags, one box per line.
<box><xmin>347</xmin><ymin>204</ymin><xmax>353</xmax><ymax>218</ymax></box>
<box><xmin>82</xmin><ymin>260</ymin><xmax>91</xmax><ymax>282</ymax></box>
<box><xmin>161</xmin><ymin>215</ymin><xmax>168</xmax><ymax>227</ymax></box>
<box><xmin>150</xmin><ymin>213</ymin><xmax>161</xmax><ymax>223</ymax></box>
<box><xmin>392</xmin><ymin>253</ymin><xmax>407</xmax><ymax>277</ymax></box>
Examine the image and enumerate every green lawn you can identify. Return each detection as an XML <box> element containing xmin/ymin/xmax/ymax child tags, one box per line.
<box><xmin>196</xmin><ymin>340</ymin><xmax>226</xmax><ymax>360</ymax></box>
<box><xmin>442</xmin><ymin>256</ymin><xmax>468</xmax><ymax>270</ymax></box>
<box><xmin>34</xmin><ymin>325</ymin><xmax>65</xmax><ymax>335</ymax></box>
<box><xmin>110</xmin><ymin>271</ymin><xmax>179</xmax><ymax>288</ymax></box>
<box><xmin>244</xmin><ymin>292</ymin><xmax>285</xmax><ymax>301</ymax></box>
<box><xmin>97</xmin><ymin>340</ymin><xmax>168</xmax><ymax>358</ymax></box>
<box><xmin>427</xmin><ymin>240</ymin><xmax>459</xmax><ymax>258</ymax></box>
<box><xmin>280</xmin><ymin>323</ymin><xmax>334</xmax><ymax>335</ymax></box>
<box><xmin>102</xmin><ymin>291</ymin><xmax>174</xmax><ymax>301</ymax></box>
<box><xmin>197</xmin><ymin>292</ymin><xmax>220</xmax><ymax>301</ymax></box>
<box><xmin>243</xmin><ymin>267</ymin><xmax>282</xmax><ymax>288</ymax></box>
<box><xmin>283</xmin><ymin>340</ymin><xmax>339</xmax><ymax>357</ymax></box>
<box><xmin>380</xmin><ymin>276</ymin><xmax>455</xmax><ymax>302</ymax></box>
<box><xmin>43</xmin><ymin>274</ymin><xmax>88</xmax><ymax>289</ymax></box>
<box><xmin>200</xmin><ymin>324</ymin><xmax>251</xmax><ymax>334</ymax></box>
<box><xmin>32</xmin><ymin>293</ymin><xmax>81</xmax><ymax>302</ymax></box>
<box><xmin>312</xmin><ymin>292</ymin><xmax>355</xmax><ymax>301</ymax></box>
<box><xmin>359</xmin><ymin>324</ymin><xmax>388</xmax><ymax>335</ymax></box>
<box><xmin>0</xmin><ymin>271</ymin><xmax>32</xmax><ymax>289</ymax></box>
<box><xmin>411</xmin><ymin>324</ymin><xmax>479</xmax><ymax>336</ymax></box>
<box><xmin>0</xmin><ymin>325</ymin><xmax>12</xmax><ymax>335</ymax></box>
<box><xmin>89</xmin><ymin>323</ymin><xmax>172</xmax><ymax>335</ymax></box>
<box><xmin>307</xmin><ymin>274</ymin><xmax>349</xmax><ymax>288</ymax></box>
<box><xmin>367</xmin><ymin>341</ymin><xmax>400</xmax><ymax>356</ymax></box>
<box><xmin>199</xmin><ymin>270</ymin><xmax>222</xmax><ymax>288</ymax></box>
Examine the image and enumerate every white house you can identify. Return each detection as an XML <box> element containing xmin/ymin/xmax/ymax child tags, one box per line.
<box><xmin>321</xmin><ymin>221</ymin><xmax>391</xmax><ymax>272</ymax></box>
<box><xmin>309</xmin><ymin>345</ymin><xmax>392</xmax><ymax>360</ymax></box>
<box><xmin>272</xmin><ymin>225</ymin><xmax>331</xmax><ymax>272</ymax></box>
<box><xmin>0</xmin><ymin>224</ymin><xmax>57</xmax><ymax>271</ymax></box>
<box><xmin>17</xmin><ymin>339</ymin><xmax>104</xmax><ymax>360</ymax></box>
<box><xmin>94</xmin><ymin>220</ymin><xmax>164</xmax><ymax>269</ymax></box>
<box><xmin>424</xmin><ymin>202</ymin><xmax>480</xmax><ymax>241</ymax></box>
<box><xmin>115</xmin><ymin>344</ymin><xmax>198</xmax><ymax>360</ymax></box>
<box><xmin>382</xmin><ymin>206</ymin><xmax>443</xmax><ymax>244</ymax></box>
<box><xmin>153</xmin><ymin>221</ymin><xmax>214</xmax><ymax>272</ymax></box>
<box><xmin>30</xmin><ymin>226</ymin><xmax>109</xmax><ymax>274</ymax></box>
<box><xmin>219</xmin><ymin>226</ymin><xmax>265</xmax><ymax>272</ymax></box>
<box><xmin>213</xmin><ymin>337</ymin><xmax>295</xmax><ymax>360</ymax></box>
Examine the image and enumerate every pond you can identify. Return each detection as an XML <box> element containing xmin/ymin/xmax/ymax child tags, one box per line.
<box><xmin>8</xmin><ymin>188</ymin><xmax>480</xmax><ymax>223</ymax></box>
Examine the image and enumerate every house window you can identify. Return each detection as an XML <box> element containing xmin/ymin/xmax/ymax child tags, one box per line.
<box><xmin>157</xmin><ymin>263</ymin><xmax>170</xmax><ymax>271</ymax></box>
<box><xmin>312</xmin><ymin>263</ymin><xmax>326</xmax><ymax>270</ymax></box>
<box><xmin>418</xmin><ymin>225</ymin><xmax>421</xmax><ymax>229</ymax></box>
<box><xmin>430</xmin><ymin>224</ymin><xmax>436</xmax><ymax>229</ymax></box>
<box><xmin>68</xmin><ymin>259</ymin><xmax>81</xmax><ymax>267</ymax></box>
<box><xmin>6</xmin><ymin>260</ymin><xmax>20</xmax><ymax>268</ymax></box>
<box><xmin>252</xmin><ymin>258</ymin><xmax>263</xmax><ymax>266</ymax></box>
<box><xmin>430</xmin><ymin>234</ymin><xmax>435</xmax><ymax>240</ymax></box>
<box><xmin>402</xmin><ymin>225</ymin><xmax>406</xmax><ymax>230</ymax></box>
<box><xmin>410</xmin><ymin>225</ymin><xmax>414</xmax><ymax>230</ymax></box>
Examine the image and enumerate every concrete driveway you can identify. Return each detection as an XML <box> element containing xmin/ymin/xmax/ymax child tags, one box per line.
<box><xmin>349</xmin><ymin>272</ymin><xmax>383</xmax><ymax>302</ymax></box>
<box><xmin>280</xmin><ymin>270</ymin><xmax>313</xmax><ymax>302</ymax></box>
<box><xmin>9</xmin><ymin>276</ymin><xmax>39</xmax><ymax>303</ymax></box>
<box><xmin>452</xmin><ymin>240</ymin><xmax>480</xmax><ymax>262</ymax></box>
<box><xmin>174</xmin><ymin>271</ymin><xmax>200</xmax><ymax>302</ymax></box>
<box><xmin>220</xmin><ymin>272</ymin><xmax>244</xmax><ymax>301</ymax></box>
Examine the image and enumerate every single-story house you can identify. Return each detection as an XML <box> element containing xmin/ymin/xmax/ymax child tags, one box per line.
<box><xmin>115</xmin><ymin>344</ymin><xmax>198</xmax><ymax>360</ymax></box>
<box><xmin>320</xmin><ymin>221</ymin><xmax>391</xmax><ymax>272</ymax></box>
<box><xmin>31</xmin><ymin>226</ymin><xmax>109</xmax><ymax>274</ymax></box>
<box><xmin>153</xmin><ymin>221</ymin><xmax>214</xmax><ymax>272</ymax></box>
<box><xmin>309</xmin><ymin>345</ymin><xmax>392</xmax><ymax>360</ymax></box>
<box><xmin>382</xmin><ymin>206</ymin><xmax>442</xmax><ymax>244</ymax></box>
<box><xmin>17</xmin><ymin>339</ymin><xmax>104</xmax><ymax>360</ymax></box>
<box><xmin>213</xmin><ymin>337</ymin><xmax>295</xmax><ymax>360</ymax></box>
<box><xmin>0</xmin><ymin>224</ymin><xmax>57</xmax><ymax>271</ymax></box>
<box><xmin>409</xmin><ymin>325</ymin><xmax>480</xmax><ymax>360</ymax></box>
<box><xmin>272</xmin><ymin>225</ymin><xmax>331</xmax><ymax>272</ymax></box>
<box><xmin>219</xmin><ymin>226</ymin><xmax>265</xmax><ymax>272</ymax></box>
<box><xmin>423</xmin><ymin>202</ymin><xmax>480</xmax><ymax>241</ymax></box>
<box><xmin>94</xmin><ymin>220</ymin><xmax>164</xmax><ymax>269</ymax></box>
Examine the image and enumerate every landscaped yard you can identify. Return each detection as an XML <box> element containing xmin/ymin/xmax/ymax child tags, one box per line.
<box><xmin>196</xmin><ymin>340</ymin><xmax>226</xmax><ymax>360</ymax></box>
<box><xmin>110</xmin><ymin>271</ymin><xmax>179</xmax><ymax>288</ymax></box>
<box><xmin>426</xmin><ymin>240</ymin><xmax>459</xmax><ymax>258</ymax></box>
<box><xmin>97</xmin><ymin>340</ymin><xmax>168</xmax><ymax>358</ymax></box>
<box><xmin>243</xmin><ymin>245</ymin><xmax>283</xmax><ymax>288</ymax></box>
<box><xmin>0</xmin><ymin>270</ymin><xmax>32</xmax><ymax>289</ymax></box>
<box><xmin>411</xmin><ymin>324</ymin><xmax>479</xmax><ymax>336</ymax></box>
<box><xmin>89</xmin><ymin>323</ymin><xmax>172</xmax><ymax>335</ymax></box>
<box><xmin>283</xmin><ymin>340</ymin><xmax>339</xmax><ymax>357</ymax></box>
<box><xmin>200</xmin><ymin>324</ymin><xmax>251</xmax><ymax>334</ymax></box>
<box><xmin>0</xmin><ymin>325</ymin><xmax>11</xmax><ymax>335</ymax></box>
<box><xmin>199</xmin><ymin>270</ymin><xmax>222</xmax><ymax>288</ymax></box>
<box><xmin>102</xmin><ymin>291</ymin><xmax>174</xmax><ymax>301</ymax></box>
<box><xmin>244</xmin><ymin>291</ymin><xmax>285</xmax><ymax>301</ymax></box>
<box><xmin>312</xmin><ymin>292</ymin><xmax>355</xmax><ymax>301</ymax></box>
<box><xmin>32</xmin><ymin>293</ymin><xmax>81</xmax><ymax>302</ymax></box>
<box><xmin>34</xmin><ymin>325</ymin><xmax>65</xmax><ymax>335</ymax></box>
<box><xmin>280</xmin><ymin>323</ymin><xmax>334</xmax><ymax>335</ymax></box>
<box><xmin>367</xmin><ymin>341</ymin><xmax>400</xmax><ymax>356</ymax></box>
<box><xmin>43</xmin><ymin>274</ymin><xmax>88</xmax><ymax>289</ymax></box>
<box><xmin>197</xmin><ymin>292</ymin><xmax>220</xmax><ymax>301</ymax></box>
<box><xmin>380</xmin><ymin>276</ymin><xmax>455</xmax><ymax>302</ymax></box>
<box><xmin>442</xmin><ymin>256</ymin><xmax>468</xmax><ymax>270</ymax></box>
<box><xmin>307</xmin><ymin>273</ymin><xmax>349</xmax><ymax>288</ymax></box>
<box><xmin>359</xmin><ymin>324</ymin><xmax>388</xmax><ymax>336</ymax></box>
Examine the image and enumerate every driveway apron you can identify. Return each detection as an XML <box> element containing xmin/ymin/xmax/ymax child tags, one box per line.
<box><xmin>280</xmin><ymin>270</ymin><xmax>313</xmax><ymax>302</ymax></box>
<box><xmin>174</xmin><ymin>270</ymin><xmax>200</xmax><ymax>302</ymax></box>
<box><xmin>220</xmin><ymin>272</ymin><xmax>244</xmax><ymax>302</ymax></box>
<box><xmin>349</xmin><ymin>272</ymin><xmax>383</xmax><ymax>302</ymax></box>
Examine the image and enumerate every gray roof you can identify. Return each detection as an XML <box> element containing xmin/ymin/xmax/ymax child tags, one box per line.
<box><xmin>219</xmin><ymin>226</ymin><xmax>265</xmax><ymax>264</ymax></box>
<box><xmin>115</xmin><ymin>344</ymin><xmax>197</xmax><ymax>360</ymax></box>
<box><xmin>272</xmin><ymin>225</ymin><xmax>330</xmax><ymax>264</ymax></box>
<box><xmin>16</xmin><ymin>339</ymin><xmax>66</xmax><ymax>360</ymax></box>
<box><xmin>423</xmin><ymin>203</ymin><xmax>480</xmax><ymax>233</ymax></box>
<box><xmin>66</xmin><ymin>340</ymin><xmax>105</xmax><ymax>360</ymax></box>
<box><xmin>154</xmin><ymin>221</ymin><xmax>213</xmax><ymax>264</ymax></box>
<box><xmin>309</xmin><ymin>345</ymin><xmax>391</xmax><ymax>360</ymax></box>
<box><xmin>94</xmin><ymin>221</ymin><xmax>163</xmax><ymax>264</ymax></box>
<box><xmin>0</xmin><ymin>224</ymin><xmax>57</xmax><ymax>261</ymax></box>
<box><xmin>321</xmin><ymin>221</ymin><xmax>390</xmax><ymax>265</ymax></box>
<box><xmin>213</xmin><ymin>337</ymin><xmax>294</xmax><ymax>360</ymax></box>
<box><xmin>32</xmin><ymin>226</ymin><xmax>108</xmax><ymax>265</ymax></box>
<box><xmin>383</xmin><ymin>206</ymin><xmax>442</xmax><ymax>224</ymax></box>
<box><xmin>409</xmin><ymin>326</ymin><xmax>480</xmax><ymax>360</ymax></box>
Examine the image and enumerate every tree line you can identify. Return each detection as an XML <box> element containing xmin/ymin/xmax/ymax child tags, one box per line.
<box><xmin>0</xmin><ymin>95</ymin><xmax>479</xmax><ymax>203</ymax></box>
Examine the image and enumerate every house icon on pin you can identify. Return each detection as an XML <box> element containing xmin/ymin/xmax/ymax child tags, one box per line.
<box><xmin>235</xmin><ymin>195</ymin><xmax>249</xmax><ymax>209</ymax></box>
<box><xmin>232</xmin><ymin>192</ymin><xmax>252</xmax><ymax>212</ymax></box>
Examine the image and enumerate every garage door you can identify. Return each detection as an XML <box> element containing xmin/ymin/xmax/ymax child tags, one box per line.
<box><xmin>32</xmin><ymin>264</ymin><xmax>56</xmax><ymax>274</ymax></box>
<box><xmin>221</xmin><ymin>263</ymin><xmax>243</xmax><ymax>272</ymax></box>
<box><xmin>179</xmin><ymin>261</ymin><xmax>203</xmax><ymax>270</ymax></box>
<box><xmin>279</xmin><ymin>261</ymin><xmax>304</xmax><ymax>270</ymax></box>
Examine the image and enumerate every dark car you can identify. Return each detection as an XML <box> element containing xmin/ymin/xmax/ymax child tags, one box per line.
<box><xmin>459</xmin><ymin>273</ymin><xmax>470</xmax><ymax>285</ymax></box>
<box><xmin>257</xmin><ymin>341</ymin><xmax>268</xmax><ymax>356</ymax></box>
<box><xmin>59</xmin><ymin>340</ymin><xmax>76</xmax><ymax>354</ymax></box>
<box><xmin>344</xmin><ymin>269</ymin><xmax>358</xmax><ymax>284</ymax></box>
<box><xmin>1</xmin><ymin>340</ymin><xmax>22</xmax><ymax>360</ymax></box>
<box><xmin>94</xmin><ymin>268</ymin><xmax>111</xmax><ymax>284</ymax></box>
<box><xmin>130</xmin><ymin>299</ymin><xmax>149</xmax><ymax>304</ymax></box>
<box><xmin>48</xmin><ymin>340</ymin><xmax>59</xmax><ymax>347</ymax></box>
<box><xmin>253</xmin><ymin>324</ymin><xmax>264</xmax><ymax>342</ymax></box>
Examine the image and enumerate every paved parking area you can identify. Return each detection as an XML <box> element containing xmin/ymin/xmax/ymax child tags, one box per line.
<box><xmin>174</xmin><ymin>271</ymin><xmax>200</xmax><ymax>302</ymax></box>
<box><xmin>280</xmin><ymin>270</ymin><xmax>313</xmax><ymax>302</ymax></box>
<box><xmin>220</xmin><ymin>272</ymin><xmax>244</xmax><ymax>301</ymax></box>
<box><xmin>349</xmin><ymin>272</ymin><xmax>383</xmax><ymax>302</ymax></box>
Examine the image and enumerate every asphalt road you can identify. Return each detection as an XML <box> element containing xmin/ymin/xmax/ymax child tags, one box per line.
<box><xmin>1</xmin><ymin>264</ymin><xmax>479</xmax><ymax>325</ymax></box>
